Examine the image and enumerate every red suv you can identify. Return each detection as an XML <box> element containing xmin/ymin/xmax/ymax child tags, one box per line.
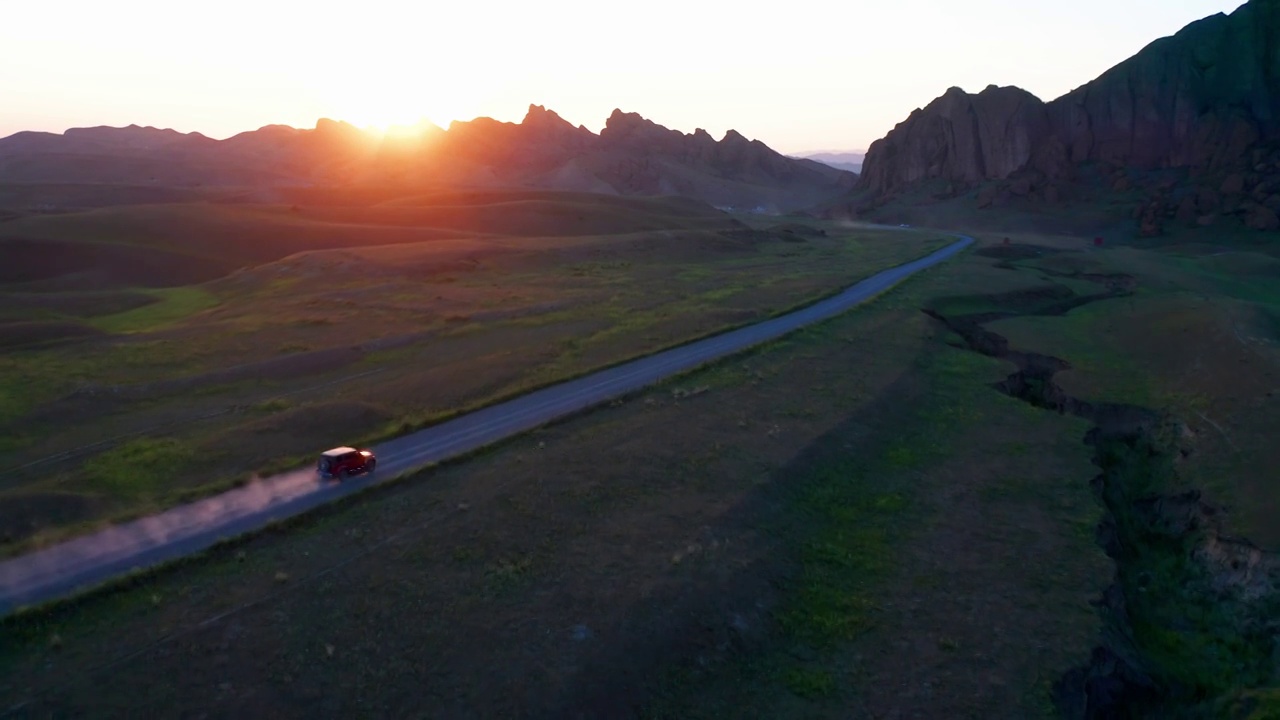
<box><xmin>317</xmin><ymin>446</ymin><xmax>376</xmax><ymax>479</ymax></box>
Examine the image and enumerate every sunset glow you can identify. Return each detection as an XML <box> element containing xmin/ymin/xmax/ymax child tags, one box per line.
<box><xmin>316</xmin><ymin>73</ymin><xmax>484</xmax><ymax>134</ymax></box>
<box><xmin>0</xmin><ymin>0</ymin><xmax>1248</xmax><ymax>153</ymax></box>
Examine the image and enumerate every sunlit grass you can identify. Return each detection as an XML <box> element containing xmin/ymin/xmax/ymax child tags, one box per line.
<box><xmin>85</xmin><ymin>438</ymin><xmax>199</xmax><ymax>500</ymax></box>
<box><xmin>88</xmin><ymin>286</ymin><xmax>219</xmax><ymax>333</ymax></box>
<box><xmin>2</xmin><ymin>214</ymin><xmax>949</xmax><ymax>547</ymax></box>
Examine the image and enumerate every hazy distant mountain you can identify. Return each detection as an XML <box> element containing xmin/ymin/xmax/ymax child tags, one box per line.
<box><xmin>0</xmin><ymin>108</ymin><xmax>855</xmax><ymax>213</ymax></box>
<box><xmin>797</xmin><ymin>152</ymin><xmax>864</xmax><ymax>174</ymax></box>
<box><xmin>852</xmin><ymin>0</ymin><xmax>1280</xmax><ymax>232</ymax></box>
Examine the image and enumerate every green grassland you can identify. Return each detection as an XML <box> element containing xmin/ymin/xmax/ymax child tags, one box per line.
<box><xmin>2</xmin><ymin>193</ymin><xmax>1274</xmax><ymax>716</ymax></box>
<box><xmin>986</xmin><ymin>241</ymin><xmax>1280</xmax><ymax>548</ymax></box>
<box><xmin>0</xmin><ymin>228</ymin><xmax>1114</xmax><ymax>717</ymax></box>
<box><xmin>0</xmin><ymin>191</ymin><xmax>947</xmax><ymax>551</ymax></box>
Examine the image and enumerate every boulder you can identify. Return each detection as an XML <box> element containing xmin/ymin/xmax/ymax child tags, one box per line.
<box><xmin>1010</xmin><ymin>177</ymin><xmax>1033</xmax><ymax>196</ymax></box>
<box><xmin>1137</xmin><ymin>200</ymin><xmax>1166</xmax><ymax>236</ymax></box>
<box><xmin>1246</xmin><ymin>204</ymin><xmax>1280</xmax><ymax>230</ymax></box>
<box><xmin>977</xmin><ymin>184</ymin><xmax>999</xmax><ymax>209</ymax></box>
<box><xmin>1175</xmin><ymin>195</ymin><xmax>1198</xmax><ymax>224</ymax></box>
<box><xmin>1197</xmin><ymin>186</ymin><xmax>1221</xmax><ymax>213</ymax></box>
<box><xmin>1140</xmin><ymin>214</ymin><xmax>1164</xmax><ymax>237</ymax></box>
<box><xmin>1221</xmin><ymin>173</ymin><xmax>1246</xmax><ymax>195</ymax></box>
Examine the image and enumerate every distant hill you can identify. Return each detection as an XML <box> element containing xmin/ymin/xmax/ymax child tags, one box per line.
<box><xmin>0</xmin><ymin>108</ymin><xmax>856</xmax><ymax>213</ymax></box>
<box><xmin>847</xmin><ymin>0</ymin><xmax>1280</xmax><ymax>233</ymax></box>
<box><xmin>797</xmin><ymin>152</ymin><xmax>864</xmax><ymax>174</ymax></box>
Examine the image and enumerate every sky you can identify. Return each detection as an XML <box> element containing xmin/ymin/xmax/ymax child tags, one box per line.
<box><xmin>0</xmin><ymin>0</ymin><xmax>1247</xmax><ymax>155</ymax></box>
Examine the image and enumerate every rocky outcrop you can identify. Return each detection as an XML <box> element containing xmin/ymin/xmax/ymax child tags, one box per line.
<box><xmin>597</xmin><ymin>110</ymin><xmax>847</xmax><ymax>202</ymax></box>
<box><xmin>858</xmin><ymin>85</ymin><xmax>1052</xmax><ymax>195</ymax></box>
<box><xmin>1050</xmin><ymin>0</ymin><xmax>1279</xmax><ymax>171</ymax></box>
<box><xmin>858</xmin><ymin>0</ymin><xmax>1280</xmax><ymax>212</ymax></box>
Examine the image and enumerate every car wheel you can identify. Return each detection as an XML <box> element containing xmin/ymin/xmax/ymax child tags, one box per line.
<box><xmin>366</xmin><ymin>459</ymin><xmax>377</xmax><ymax>474</ymax></box>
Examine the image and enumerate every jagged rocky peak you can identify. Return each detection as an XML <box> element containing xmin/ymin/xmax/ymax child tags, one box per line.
<box><xmin>519</xmin><ymin>105</ymin><xmax>592</xmax><ymax>147</ymax></box>
<box><xmin>603</xmin><ymin>108</ymin><xmax>668</xmax><ymax>136</ymax></box>
<box><xmin>313</xmin><ymin>117</ymin><xmax>370</xmax><ymax>139</ymax></box>
<box><xmin>858</xmin><ymin>84</ymin><xmax>1050</xmax><ymax>195</ymax></box>
<box><xmin>0</xmin><ymin>104</ymin><xmax>855</xmax><ymax>213</ymax></box>
<box><xmin>522</xmin><ymin>104</ymin><xmax>574</xmax><ymax>129</ymax></box>
<box><xmin>600</xmin><ymin>109</ymin><xmax>690</xmax><ymax>154</ymax></box>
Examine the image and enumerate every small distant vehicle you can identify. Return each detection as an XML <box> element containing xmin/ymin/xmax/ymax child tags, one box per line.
<box><xmin>317</xmin><ymin>446</ymin><xmax>376</xmax><ymax>480</ymax></box>
<box><xmin>898</xmin><ymin>223</ymin><xmax>911</xmax><ymax>228</ymax></box>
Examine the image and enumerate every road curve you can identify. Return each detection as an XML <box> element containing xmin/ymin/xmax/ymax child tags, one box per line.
<box><xmin>0</xmin><ymin>232</ymin><xmax>973</xmax><ymax>616</ymax></box>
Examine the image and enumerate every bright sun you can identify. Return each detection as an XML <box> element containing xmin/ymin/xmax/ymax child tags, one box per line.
<box><xmin>343</xmin><ymin>108</ymin><xmax>446</xmax><ymax>135</ymax></box>
<box><xmin>324</xmin><ymin>75</ymin><xmax>481</xmax><ymax>134</ymax></box>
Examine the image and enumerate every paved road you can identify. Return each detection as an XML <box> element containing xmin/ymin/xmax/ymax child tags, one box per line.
<box><xmin>0</xmin><ymin>232</ymin><xmax>972</xmax><ymax>616</ymax></box>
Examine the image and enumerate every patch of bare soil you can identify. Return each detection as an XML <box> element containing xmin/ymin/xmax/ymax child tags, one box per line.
<box><xmin>220</xmin><ymin>246</ymin><xmax>493</xmax><ymax>288</ymax></box>
<box><xmin>770</xmin><ymin>223</ymin><xmax>828</xmax><ymax>239</ymax></box>
<box><xmin>19</xmin><ymin>346</ymin><xmax>368</xmax><ymax>428</ymax></box>
<box><xmin>209</xmin><ymin>401</ymin><xmax>393</xmax><ymax>469</ymax></box>
<box><xmin>135</xmin><ymin>346</ymin><xmax>367</xmax><ymax>398</ymax></box>
<box><xmin>0</xmin><ymin>492</ymin><xmax>105</xmax><ymax>545</ymax></box>
<box><xmin>0</xmin><ymin>182</ymin><xmax>213</xmax><ymax>209</ymax></box>
<box><xmin>0</xmin><ymin>321</ymin><xmax>105</xmax><ymax>349</ymax></box>
<box><xmin>1</xmin><ymin>289</ymin><xmax>158</xmax><ymax>319</ymax></box>
<box><xmin>974</xmin><ymin>243</ymin><xmax>1065</xmax><ymax>261</ymax></box>
<box><xmin>0</xmin><ymin>237</ymin><xmax>233</xmax><ymax>290</ymax></box>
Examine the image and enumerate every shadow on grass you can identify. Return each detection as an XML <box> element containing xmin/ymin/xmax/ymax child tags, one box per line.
<box><xmin>542</xmin><ymin>343</ymin><xmax>942</xmax><ymax>718</ymax></box>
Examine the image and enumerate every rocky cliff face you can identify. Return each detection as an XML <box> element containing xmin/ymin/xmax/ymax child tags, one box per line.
<box><xmin>857</xmin><ymin>0</ymin><xmax>1280</xmax><ymax>219</ymax></box>
<box><xmin>1048</xmin><ymin>0</ymin><xmax>1279</xmax><ymax>172</ymax></box>
<box><xmin>858</xmin><ymin>85</ymin><xmax>1051</xmax><ymax>195</ymax></box>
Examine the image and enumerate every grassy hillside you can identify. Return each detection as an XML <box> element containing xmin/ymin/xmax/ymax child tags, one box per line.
<box><xmin>0</xmin><ymin>228</ymin><xmax>1275</xmax><ymax>716</ymax></box>
<box><xmin>0</xmin><ymin>191</ymin><xmax>946</xmax><ymax>551</ymax></box>
<box><xmin>0</xmin><ymin>191</ymin><xmax>734</xmax><ymax>289</ymax></box>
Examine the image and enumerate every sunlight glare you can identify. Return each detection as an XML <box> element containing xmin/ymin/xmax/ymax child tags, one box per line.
<box><xmin>320</xmin><ymin>66</ymin><xmax>486</xmax><ymax>136</ymax></box>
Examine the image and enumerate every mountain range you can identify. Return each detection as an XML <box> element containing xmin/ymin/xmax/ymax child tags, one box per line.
<box><xmin>797</xmin><ymin>152</ymin><xmax>865</xmax><ymax>174</ymax></box>
<box><xmin>0</xmin><ymin>107</ymin><xmax>854</xmax><ymax>213</ymax></box>
<box><xmin>4</xmin><ymin>0</ymin><xmax>1278</xmax><ymax>233</ymax></box>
